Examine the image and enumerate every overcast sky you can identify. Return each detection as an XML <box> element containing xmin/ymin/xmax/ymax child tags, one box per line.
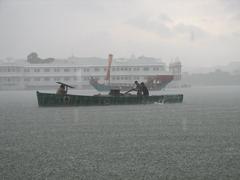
<box><xmin>0</xmin><ymin>0</ymin><xmax>240</xmax><ymax>66</ymax></box>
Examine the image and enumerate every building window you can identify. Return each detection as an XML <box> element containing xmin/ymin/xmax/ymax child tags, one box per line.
<box><xmin>54</xmin><ymin>77</ymin><xmax>60</xmax><ymax>81</ymax></box>
<box><xmin>24</xmin><ymin>77</ymin><xmax>30</xmax><ymax>81</ymax></box>
<box><xmin>83</xmin><ymin>77</ymin><xmax>89</xmax><ymax>81</ymax></box>
<box><xmin>84</xmin><ymin>68</ymin><xmax>90</xmax><ymax>72</ymax></box>
<box><xmin>94</xmin><ymin>67</ymin><xmax>100</xmax><ymax>72</ymax></box>
<box><xmin>44</xmin><ymin>77</ymin><xmax>50</xmax><ymax>81</ymax></box>
<box><xmin>64</xmin><ymin>77</ymin><xmax>70</xmax><ymax>81</ymax></box>
<box><xmin>54</xmin><ymin>68</ymin><xmax>60</xmax><ymax>72</ymax></box>
<box><xmin>34</xmin><ymin>77</ymin><xmax>40</xmax><ymax>81</ymax></box>
<box><xmin>34</xmin><ymin>68</ymin><xmax>40</xmax><ymax>72</ymax></box>
<box><xmin>64</xmin><ymin>68</ymin><xmax>70</xmax><ymax>72</ymax></box>
<box><xmin>143</xmin><ymin>67</ymin><xmax>149</xmax><ymax>71</ymax></box>
<box><xmin>24</xmin><ymin>68</ymin><xmax>30</xmax><ymax>72</ymax></box>
<box><xmin>44</xmin><ymin>68</ymin><xmax>50</xmax><ymax>72</ymax></box>
<box><xmin>134</xmin><ymin>76</ymin><xmax>139</xmax><ymax>80</ymax></box>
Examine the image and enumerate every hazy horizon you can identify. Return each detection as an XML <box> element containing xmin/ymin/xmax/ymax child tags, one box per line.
<box><xmin>0</xmin><ymin>0</ymin><xmax>240</xmax><ymax>67</ymax></box>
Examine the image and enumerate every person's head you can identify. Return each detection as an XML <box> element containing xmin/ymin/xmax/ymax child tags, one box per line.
<box><xmin>141</xmin><ymin>82</ymin><xmax>145</xmax><ymax>86</ymax></box>
<box><xmin>60</xmin><ymin>84</ymin><xmax>64</xmax><ymax>88</ymax></box>
<box><xmin>135</xmin><ymin>81</ymin><xmax>139</xmax><ymax>85</ymax></box>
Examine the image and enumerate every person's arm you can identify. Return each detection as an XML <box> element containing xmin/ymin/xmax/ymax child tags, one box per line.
<box><xmin>65</xmin><ymin>86</ymin><xmax>68</xmax><ymax>94</ymax></box>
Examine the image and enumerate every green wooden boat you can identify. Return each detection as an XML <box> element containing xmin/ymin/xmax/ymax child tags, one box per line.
<box><xmin>36</xmin><ymin>91</ymin><xmax>183</xmax><ymax>107</ymax></box>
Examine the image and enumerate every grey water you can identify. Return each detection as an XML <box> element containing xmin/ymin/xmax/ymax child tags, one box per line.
<box><xmin>1</xmin><ymin>86</ymin><xmax>240</xmax><ymax>179</ymax></box>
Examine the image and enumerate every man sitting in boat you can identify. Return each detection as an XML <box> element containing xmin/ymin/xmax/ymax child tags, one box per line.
<box><xmin>141</xmin><ymin>82</ymin><xmax>149</xmax><ymax>96</ymax></box>
<box><xmin>56</xmin><ymin>84</ymin><xmax>67</xmax><ymax>95</ymax></box>
<box><xmin>134</xmin><ymin>81</ymin><xmax>142</xmax><ymax>96</ymax></box>
<box><xmin>124</xmin><ymin>81</ymin><xmax>144</xmax><ymax>95</ymax></box>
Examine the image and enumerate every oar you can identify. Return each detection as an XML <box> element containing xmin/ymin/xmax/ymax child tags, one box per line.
<box><xmin>124</xmin><ymin>88</ymin><xmax>134</xmax><ymax>94</ymax></box>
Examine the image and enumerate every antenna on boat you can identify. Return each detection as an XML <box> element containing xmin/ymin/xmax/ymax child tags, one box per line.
<box><xmin>105</xmin><ymin>54</ymin><xmax>113</xmax><ymax>85</ymax></box>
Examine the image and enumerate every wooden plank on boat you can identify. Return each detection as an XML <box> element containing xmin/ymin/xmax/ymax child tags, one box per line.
<box><xmin>56</xmin><ymin>82</ymin><xmax>74</xmax><ymax>88</ymax></box>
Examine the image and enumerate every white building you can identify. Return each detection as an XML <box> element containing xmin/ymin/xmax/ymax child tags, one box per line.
<box><xmin>0</xmin><ymin>55</ymin><xmax>180</xmax><ymax>90</ymax></box>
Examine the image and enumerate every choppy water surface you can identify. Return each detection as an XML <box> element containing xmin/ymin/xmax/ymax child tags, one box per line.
<box><xmin>1</xmin><ymin>86</ymin><xmax>240</xmax><ymax>179</ymax></box>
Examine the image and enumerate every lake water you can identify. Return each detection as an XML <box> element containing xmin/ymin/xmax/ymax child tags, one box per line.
<box><xmin>1</xmin><ymin>86</ymin><xmax>240</xmax><ymax>179</ymax></box>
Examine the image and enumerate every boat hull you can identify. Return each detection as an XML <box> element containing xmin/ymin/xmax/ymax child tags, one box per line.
<box><xmin>36</xmin><ymin>91</ymin><xmax>183</xmax><ymax>107</ymax></box>
<box><xmin>89</xmin><ymin>75</ymin><xmax>174</xmax><ymax>92</ymax></box>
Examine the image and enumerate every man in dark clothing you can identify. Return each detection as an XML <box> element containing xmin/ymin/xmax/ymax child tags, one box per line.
<box><xmin>134</xmin><ymin>81</ymin><xmax>142</xmax><ymax>96</ymax></box>
<box><xmin>141</xmin><ymin>82</ymin><xmax>149</xmax><ymax>96</ymax></box>
<box><xmin>56</xmin><ymin>84</ymin><xmax>67</xmax><ymax>95</ymax></box>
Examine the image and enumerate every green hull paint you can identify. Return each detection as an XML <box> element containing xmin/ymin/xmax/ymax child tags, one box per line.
<box><xmin>36</xmin><ymin>91</ymin><xmax>183</xmax><ymax>107</ymax></box>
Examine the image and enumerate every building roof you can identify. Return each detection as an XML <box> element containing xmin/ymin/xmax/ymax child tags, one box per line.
<box><xmin>0</xmin><ymin>55</ymin><xmax>166</xmax><ymax>67</ymax></box>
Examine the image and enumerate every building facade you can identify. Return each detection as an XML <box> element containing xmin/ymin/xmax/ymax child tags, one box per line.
<box><xmin>0</xmin><ymin>55</ymin><xmax>181</xmax><ymax>90</ymax></box>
